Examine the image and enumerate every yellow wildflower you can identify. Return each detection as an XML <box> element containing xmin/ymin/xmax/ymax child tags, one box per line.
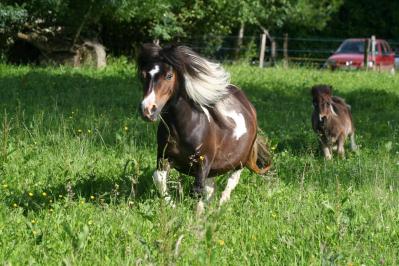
<box><xmin>199</xmin><ymin>155</ymin><xmax>205</xmax><ymax>161</ymax></box>
<box><xmin>90</xmin><ymin>195</ymin><xmax>95</xmax><ymax>200</ymax></box>
<box><xmin>42</xmin><ymin>192</ymin><xmax>47</xmax><ymax>197</ymax></box>
<box><xmin>124</xmin><ymin>126</ymin><xmax>128</xmax><ymax>131</ymax></box>
<box><xmin>88</xmin><ymin>220</ymin><xmax>93</xmax><ymax>225</ymax></box>
<box><xmin>28</xmin><ymin>192</ymin><xmax>33</xmax><ymax>197</ymax></box>
<box><xmin>2</xmin><ymin>184</ymin><xmax>8</xmax><ymax>188</ymax></box>
<box><xmin>31</xmin><ymin>219</ymin><xmax>36</xmax><ymax>224</ymax></box>
<box><xmin>87</xmin><ymin>129</ymin><xmax>92</xmax><ymax>134</ymax></box>
<box><xmin>218</xmin><ymin>239</ymin><xmax>225</xmax><ymax>246</ymax></box>
<box><xmin>77</xmin><ymin>129</ymin><xmax>82</xmax><ymax>133</ymax></box>
<box><xmin>12</xmin><ymin>203</ymin><xmax>18</xmax><ymax>208</ymax></box>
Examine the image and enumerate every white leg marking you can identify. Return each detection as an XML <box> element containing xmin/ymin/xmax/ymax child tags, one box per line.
<box><xmin>204</xmin><ymin>177</ymin><xmax>215</xmax><ymax>202</ymax></box>
<box><xmin>196</xmin><ymin>200</ymin><xmax>205</xmax><ymax>216</ymax></box>
<box><xmin>152</xmin><ymin>170</ymin><xmax>174</xmax><ymax>207</ymax></box>
<box><xmin>323</xmin><ymin>146</ymin><xmax>332</xmax><ymax>160</ymax></box>
<box><xmin>149</xmin><ymin>65</ymin><xmax>160</xmax><ymax>77</ymax></box>
<box><xmin>219</xmin><ymin>169</ymin><xmax>243</xmax><ymax>206</ymax></box>
<box><xmin>350</xmin><ymin>133</ymin><xmax>357</xmax><ymax>151</ymax></box>
<box><xmin>196</xmin><ymin>178</ymin><xmax>215</xmax><ymax>216</ymax></box>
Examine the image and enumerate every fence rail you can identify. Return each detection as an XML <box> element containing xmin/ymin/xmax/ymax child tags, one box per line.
<box><xmin>183</xmin><ymin>34</ymin><xmax>399</xmax><ymax>68</ymax></box>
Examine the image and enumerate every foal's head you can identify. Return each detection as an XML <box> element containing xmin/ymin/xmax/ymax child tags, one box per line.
<box><xmin>311</xmin><ymin>85</ymin><xmax>337</xmax><ymax>121</ymax></box>
<box><xmin>137</xmin><ymin>43</ymin><xmax>177</xmax><ymax>121</ymax></box>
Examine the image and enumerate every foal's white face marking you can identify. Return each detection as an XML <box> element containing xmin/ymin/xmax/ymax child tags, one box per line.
<box><xmin>222</xmin><ymin>110</ymin><xmax>247</xmax><ymax>140</ymax></box>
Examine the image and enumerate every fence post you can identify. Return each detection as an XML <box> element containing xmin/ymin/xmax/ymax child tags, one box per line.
<box><xmin>363</xmin><ymin>38</ymin><xmax>369</xmax><ymax>70</ymax></box>
<box><xmin>270</xmin><ymin>39</ymin><xmax>276</xmax><ymax>66</ymax></box>
<box><xmin>259</xmin><ymin>32</ymin><xmax>267</xmax><ymax>68</ymax></box>
<box><xmin>371</xmin><ymin>35</ymin><xmax>376</xmax><ymax>71</ymax></box>
<box><xmin>283</xmin><ymin>33</ymin><xmax>288</xmax><ymax>68</ymax></box>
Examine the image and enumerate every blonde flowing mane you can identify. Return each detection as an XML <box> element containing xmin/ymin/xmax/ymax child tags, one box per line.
<box><xmin>138</xmin><ymin>44</ymin><xmax>230</xmax><ymax>107</ymax></box>
<box><xmin>181</xmin><ymin>52</ymin><xmax>230</xmax><ymax>106</ymax></box>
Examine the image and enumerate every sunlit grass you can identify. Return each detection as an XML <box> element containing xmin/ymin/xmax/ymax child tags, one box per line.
<box><xmin>1</xmin><ymin>63</ymin><xmax>399</xmax><ymax>264</ymax></box>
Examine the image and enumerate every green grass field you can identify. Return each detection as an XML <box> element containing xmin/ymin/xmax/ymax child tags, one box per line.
<box><xmin>1</xmin><ymin>62</ymin><xmax>399</xmax><ymax>265</ymax></box>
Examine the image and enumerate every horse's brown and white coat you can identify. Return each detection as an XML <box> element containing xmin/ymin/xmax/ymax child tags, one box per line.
<box><xmin>137</xmin><ymin>44</ymin><xmax>271</xmax><ymax>212</ymax></box>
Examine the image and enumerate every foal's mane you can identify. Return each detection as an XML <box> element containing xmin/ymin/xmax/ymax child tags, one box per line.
<box><xmin>138</xmin><ymin>43</ymin><xmax>230</xmax><ymax>107</ymax></box>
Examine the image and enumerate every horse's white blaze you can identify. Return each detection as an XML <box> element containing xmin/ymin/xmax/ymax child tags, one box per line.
<box><xmin>200</xmin><ymin>106</ymin><xmax>211</xmax><ymax>122</ymax></box>
<box><xmin>141</xmin><ymin>89</ymin><xmax>156</xmax><ymax>110</ymax></box>
<box><xmin>222</xmin><ymin>110</ymin><xmax>247</xmax><ymax>140</ymax></box>
<box><xmin>219</xmin><ymin>169</ymin><xmax>243</xmax><ymax>206</ymax></box>
<box><xmin>149</xmin><ymin>64</ymin><xmax>160</xmax><ymax>77</ymax></box>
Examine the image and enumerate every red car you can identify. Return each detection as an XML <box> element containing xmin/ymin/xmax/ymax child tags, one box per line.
<box><xmin>325</xmin><ymin>38</ymin><xmax>395</xmax><ymax>73</ymax></box>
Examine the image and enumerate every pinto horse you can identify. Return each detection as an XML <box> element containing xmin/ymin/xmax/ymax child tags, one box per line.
<box><xmin>311</xmin><ymin>85</ymin><xmax>357</xmax><ymax>159</ymax></box>
<box><xmin>137</xmin><ymin>43</ymin><xmax>271</xmax><ymax>211</ymax></box>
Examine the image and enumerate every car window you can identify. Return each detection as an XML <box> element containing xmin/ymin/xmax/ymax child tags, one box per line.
<box><xmin>373</xmin><ymin>43</ymin><xmax>379</xmax><ymax>55</ymax></box>
<box><xmin>381</xmin><ymin>42</ymin><xmax>391</xmax><ymax>55</ymax></box>
<box><xmin>336</xmin><ymin>40</ymin><xmax>365</xmax><ymax>54</ymax></box>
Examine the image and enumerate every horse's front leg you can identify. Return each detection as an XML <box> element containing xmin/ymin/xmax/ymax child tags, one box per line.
<box><xmin>153</xmin><ymin>158</ymin><xmax>175</xmax><ymax>207</ymax></box>
<box><xmin>194</xmin><ymin>158</ymin><xmax>214</xmax><ymax>216</ymax></box>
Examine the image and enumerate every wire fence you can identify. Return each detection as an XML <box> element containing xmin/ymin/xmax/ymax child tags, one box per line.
<box><xmin>182</xmin><ymin>35</ymin><xmax>399</xmax><ymax>67</ymax></box>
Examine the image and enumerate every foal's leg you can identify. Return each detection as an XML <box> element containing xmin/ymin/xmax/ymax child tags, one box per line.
<box><xmin>321</xmin><ymin>143</ymin><xmax>332</xmax><ymax>160</ymax></box>
<box><xmin>219</xmin><ymin>169</ymin><xmax>243</xmax><ymax>206</ymax></box>
<box><xmin>337</xmin><ymin>134</ymin><xmax>346</xmax><ymax>159</ymax></box>
<box><xmin>350</xmin><ymin>132</ymin><xmax>358</xmax><ymax>151</ymax></box>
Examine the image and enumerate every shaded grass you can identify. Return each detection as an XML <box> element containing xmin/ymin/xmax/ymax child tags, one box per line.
<box><xmin>1</xmin><ymin>63</ymin><xmax>399</xmax><ymax>265</ymax></box>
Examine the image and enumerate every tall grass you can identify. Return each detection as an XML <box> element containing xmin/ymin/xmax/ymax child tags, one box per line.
<box><xmin>1</xmin><ymin>63</ymin><xmax>399</xmax><ymax>265</ymax></box>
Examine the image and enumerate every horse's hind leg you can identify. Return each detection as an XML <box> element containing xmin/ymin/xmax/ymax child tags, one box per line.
<box><xmin>337</xmin><ymin>134</ymin><xmax>346</xmax><ymax>159</ymax></box>
<box><xmin>350</xmin><ymin>132</ymin><xmax>357</xmax><ymax>151</ymax></box>
<box><xmin>219</xmin><ymin>169</ymin><xmax>243</xmax><ymax>206</ymax></box>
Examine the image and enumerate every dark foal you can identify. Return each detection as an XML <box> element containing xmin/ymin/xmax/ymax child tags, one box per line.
<box><xmin>311</xmin><ymin>85</ymin><xmax>357</xmax><ymax>159</ymax></box>
<box><xmin>137</xmin><ymin>44</ymin><xmax>271</xmax><ymax>212</ymax></box>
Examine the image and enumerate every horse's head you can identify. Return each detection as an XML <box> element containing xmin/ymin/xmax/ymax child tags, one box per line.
<box><xmin>311</xmin><ymin>85</ymin><xmax>337</xmax><ymax>121</ymax></box>
<box><xmin>137</xmin><ymin>44</ymin><xmax>178</xmax><ymax>122</ymax></box>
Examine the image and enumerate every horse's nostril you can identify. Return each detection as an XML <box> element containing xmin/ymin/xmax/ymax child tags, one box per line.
<box><xmin>150</xmin><ymin>104</ymin><xmax>157</xmax><ymax>114</ymax></box>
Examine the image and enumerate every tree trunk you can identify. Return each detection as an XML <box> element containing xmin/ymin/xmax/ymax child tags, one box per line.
<box><xmin>16</xmin><ymin>32</ymin><xmax>106</xmax><ymax>68</ymax></box>
<box><xmin>235</xmin><ymin>22</ymin><xmax>245</xmax><ymax>60</ymax></box>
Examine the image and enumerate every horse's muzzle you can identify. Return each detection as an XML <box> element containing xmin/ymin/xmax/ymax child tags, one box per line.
<box><xmin>140</xmin><ymin>103</ymin><xmax>159</xmax><ymax>122</ymax></box>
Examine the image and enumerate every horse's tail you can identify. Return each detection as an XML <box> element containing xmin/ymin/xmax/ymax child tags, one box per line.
<box><xmin>246</xmin><ymin>130</ymin><xmax>272</xmax><ymax>175</ymax></box>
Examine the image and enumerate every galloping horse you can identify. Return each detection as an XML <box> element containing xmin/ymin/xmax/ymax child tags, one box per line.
<box><xmin>137</xmin><ymin>43</ymin><xmax>271</xmax><ymax>212</ymax></box>
<box><xmin>311</xmin><ymin>84</ymin><xmax>357</xmax><ymax>159</ymax></box>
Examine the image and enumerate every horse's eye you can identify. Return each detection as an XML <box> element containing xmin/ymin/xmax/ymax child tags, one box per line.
<box><xmin>165</xmin><ymin>73</ymin><xmax>173</xmax><ymax>80</ymax></box>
